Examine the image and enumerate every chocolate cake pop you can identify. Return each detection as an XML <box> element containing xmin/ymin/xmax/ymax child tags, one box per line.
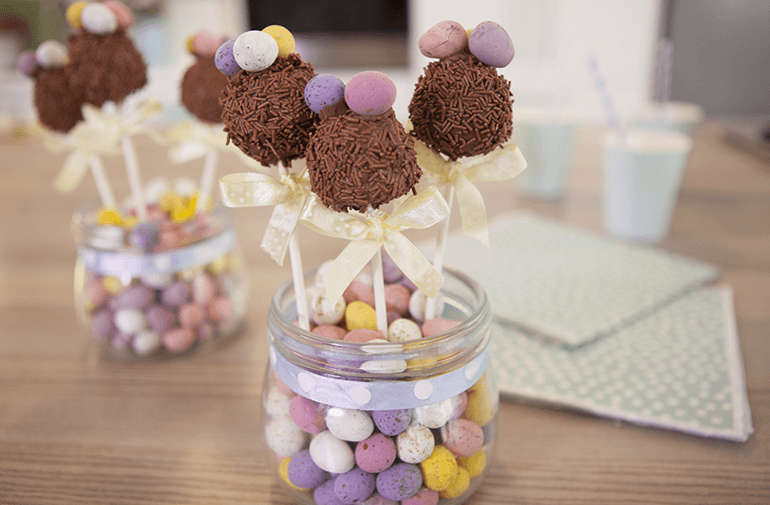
<box><xmin>409</xmin><ymin>21</ymin><xmax>515</xmax><ymax>161</ymax></box>
<box><xmin>218</xmin><ymin>27</ymin><xmax>318</xmax><ymax>167</ymax></box>
<box><xmin>181</xmin><ymin>31</ymin><xmax>229</xmax><ymax>124</ymax></box>
<box><xmin>305</xmin><ymin>71</ymin><xmax>422</xmax><ymax>213</ymax></box>
<box><xmin>65</xmin><ymin>1</ymin><xmax>147</xmax><ymax>107</ymax></box>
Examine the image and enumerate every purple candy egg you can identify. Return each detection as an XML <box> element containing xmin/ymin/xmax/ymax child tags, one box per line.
<box><xmin>304</xmin><ymin>74</ymin><xmax>346</xmax><ymax>114</ymax></box>
<box><xmin>145</xmin><ymin>305</ymin><xmax>176</xmax><ymax>335</ymax></box>
<box><xmin>381</xmin><ymin>252</ymin><xmax>402</xmax><ymax>283</ymax></box>
<box><xmin>161</xmin><ymin>281</ymin><xmax>191</xmax><ymax>307</ymax></box>
<box><xmin>334</xmin><ymin>467</ymin><xmax>376</xmax><ymax>504</ymax></box>
<box><xmin>372</xmin><ymin>409</ymin><xmax>412</xmax><ymax>436</ymax></box>
<box><xmin>344</xmin><ymin>71</ymin><xmax>396</xmax><ymax>116</ymax></box>
<box><xmin>110</xmin><ymin>284</ymin><xmax>154</xmax><ymax>311</ymax></box>
<box><xmin>362</xmin><ymin>493</ymin><xmax>399</xmax><ymax>505</ymax></box>
<box><xmin>468</xmin><ymin>21</ymin><xmax>515</xmax><ymax>67</ymax></box>
<box><xmin>111</xmin><ymin>330</ymin><xmax>133</xmax><ymax>349</ymax></box>
<box><xmin>215</xmin><ymin>38</ymin><xmax>240</xmax><ymax>76</ymax></box>
<box><xmin>89</xmin><ymin>309</ymin><xmax>114</xmax><ymax>340</ymax></box>
<box><xmin>287</xmin><ymin>450</ymin><xmax>329</xmax><ymax>489</ymax></box>
<box><xmin>315</xmin><ymin>478</ymin><xmax>345</xmax><ymax>505</ymax></box>
<box><xmin>129</xmin><ymin>222</ymin><xmax>160</xmax><ymax>251</ymax></box>
<box><xmin>17</xmin><ymin>50</ymin><xmax>38</xmax><ymax>77</ymax></box>
<box><xmin>375</xmin><ymin>463</ymin><xmax>423</xmax><ymax>502</ymax></box>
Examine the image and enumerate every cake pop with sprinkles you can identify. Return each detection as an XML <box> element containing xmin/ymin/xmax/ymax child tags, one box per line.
<box><xmin>304</xmin><ymin>71</ymin><xmax>422</xmax><ymax>213</ymax></box>
<box><xmin>181</xmin><ymin>31</ymin><xmax>230</xmax><ymax>124</ymax></box>
<box><xmin>65</xmin><ymin>1</ymin><xmax>148</xmax><ymax>107</ymax></box>
<box><xmin>219</xmin><ymin>26</ymin><xmax>318</xmax><ymax>167</ymax></box>
<box><xmin>409</xmin><ymin>20</ymin><xmax>515</xmax><ymax>161</ymax></box>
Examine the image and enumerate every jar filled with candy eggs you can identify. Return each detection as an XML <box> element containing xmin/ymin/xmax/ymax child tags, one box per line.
<box><xmin>264</xmin><ymin>265</ymin><xmax>497</xmax><ymax>505</ymax></box>
<box><xmin>72</xmin><ymin>198</ymin><xmax>249</xmax><ymax>359</ymax></box>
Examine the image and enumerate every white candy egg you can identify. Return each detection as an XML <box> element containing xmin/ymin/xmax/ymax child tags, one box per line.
<box><xmin>132</xmin><ymin>330</ymin><xmax>161</xmax><ymax>355</ymax></box>
<box><xmin>414</xmin><ymin>398</ymin><xmax>453</xmax><ymax>429</ymax></box>
<box><xmin>314</xmin><ymin>260</ymin><xmax>334</xmax><ymax>289</ymax></box>
<box><xmin>233</xmin><ymin>30</ymin><xmax>278</xmax><ymax>72</ymax></box>
<box><xmin>396</xmin><ymin>423</ymin><xmax>435</xmax><ymax>464</ymax></box>
<box><xmin>143</xmin><ymin>177</ymin><xmax>171</xmax><ymax>203</ymax></box>
<box><xmin>35</xmin><ymin>40</ymin><xmax>68</xmax><ymax>69</ymax></box>
<box><xmin>408</xmin><ymin>289</ymin><xmax>444</xmax><ymax>322</ymax></box>
<box><xmin>388</xmin><ymin>318</ymin><xmax>422</xmax><ymax>343</ymax></box>
<box><xmin>309</xmin><ymin>430</ymin><xmax>355</xmax><ymax>474</ymax></box>
<box><xmin>310</xmin><ymin>289</ymin><xmax>346</xmax><ymax>325</ymax></box>
<box><xmin>325</xmin><ymin>407</ymin><xmax>374</xmax><ymax>442</ymax></box>
<box><xmin>81</xmin><ymin>3</ymin><xmax>118</xmax><ymax>35</ymax></box>
<box><xmin>265</xmin><ymin>418</ymin><xmax>307</xmax><ymax>458</ymax></box>
<box><xmin>360</xmin><ymin>358</ymin><xmax>407</xmax><ymax>374</ymax></box>
<box><xmin>140</xmin><ymin>272</ymin><xmax>174</xmax><ymax>288</ymax></box>
<box><xmin>114</xmin><ymin>309</ymin><xmax>147</xmax><ymax>334</ymax></box>
<box><xmin>264</xmin><ymin>387</ymin><xmax>293</xmax><ymax>420</ymax></box>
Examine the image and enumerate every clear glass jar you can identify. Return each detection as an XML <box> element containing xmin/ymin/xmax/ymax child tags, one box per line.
<box><xmin>72</xmin><ymin>203</ymin><xmax>250</xmax><ymax>359</ymax></box>
<box><xmin>264</xmin><ymin>267</ymin><xmax>497</xmax><ymax>505</ymax></box>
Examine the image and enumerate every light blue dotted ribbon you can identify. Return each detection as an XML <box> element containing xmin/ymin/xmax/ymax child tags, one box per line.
<box><xmin>270</xmin><ymin>341</ymin><xmax>489</xmax><ymax>411</ymax></box>
<box><xmin>78</xmin><ymin>229</ymin><xmax>235</xmax><ymax>276</ymax></box>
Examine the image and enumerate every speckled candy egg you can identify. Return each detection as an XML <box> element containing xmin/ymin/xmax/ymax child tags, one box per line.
<box><xmin>132</xmin><ymin>330</ymin><xmax>161</xmax><ymax>355</ymax></box>
<box><xmin>408</xmin><ymin>290</ymin><xmax>444</xmax><ymax>323</ymax></box>
<box><xmin>66</xmin><ymin>2</ymin><xmax>87</xmax><ymax>28</ymax></box>
<box><xmin>110</xmin><ymin>284</ymin><xmax>153</xmax><ymax>311</ymax></box>
<box><xmin>81</xmin><ymin>2</ymin><xmax>118</xmax><ymax>35</ymax></box>
<box><xmin>310</xmin><ymin>430</ymin><xmax>356</xmax><ymax>474</ymax></box>
<box><xmin>314</xmin><ymin>478</ymin><xmax>342</xmax><ymax>505</ymax></box>
<box><xmin>114</xmin><ymin>308</ymin><xmax>146</xmax><ymax>334</ymax></box>
<box><xmin>372</xmin><ymin>409</ymin><xmax>412</xmax><ymax>436</ymax></box>
<box><xmin>421</xmin><ymin>318</ymin><xmax>458</xmax><ymax>338</ymax></box>
<box><xmin>439</xmin><ymin>466</ymin><xmax>470</xmax><ymax>499</ymax></box>
<box><xmin>233</xmin><ymin>30</ymin><xmax>278</xmax><ymax>72</ymax></box>
<box><xmin>441</xmin><ymin>418</ymin><xmax>484</xmax><ymax>457</ymax></box>
<box><xmin>265</xmin><ymin>387</ymin><xmax>293</xmax><ymax>419</ymax></box>
<box><xmin>362</xmin><ymin>493</ymin><xmax>398</xmax><ymax>505</ymax></box>
<box><xmin>457</xmin><ymin>449</ymin><xmax>486</xmax><ymax>478</ymax></box>
<box><xmin>266</xmin><ymin>417</ymin><xmax>307</xmax><ymax>458</ymax></box>
<box><xmin>290</xmin><ymin>395</ymin><xmax>326</xmax><ymax>434</ymax></box>
<box><xmin>215</xmin><ymin>38</ymin><xmax>239</xmax><ymax>75</ymax></box>
<box><xmin>326</xmin><ymin>407</ymin><xmax>374</xmax><ymax>442</ymax></box>
<box><xmin>334</xmin><ymin>467</ymin><xmax>376</xmax><ymax>504</ymax></box>
<box><xmin>401</xmin><ymin>487</ymin><xmax>439</xmax><ymax>505</ymax></box>
<box><xmin>419</xmin><ymin>446</ymin><xmax>457</xmax><ymax>492</ymax></box>
<box><xmin>375</xmin><ymin>463</ymin><xmax>423</xmax><ymax>502</ymax></box>
<box><xmin>355</xmin><ymin>433</ymin><xmax>397</xmax><ymax>473</ymax></box>
<box><xmin>346</xmin><ymin>301</ymin><xmax>377</xmax><ymax>331</ymax></box>
<box><xmin>418</xmin><ymin>20</ymin><xmax>467</xmax><ymax>58</ymax></box>
<box><xmin>414</xmin><ymin>398</ymin><xmax>453</xmax><ymax>429</ymax></box>
<box><xmin>396</xmin><ymin>424</ymin><xmax>434</xmax><ymax>464</ymax></box>
<box><xmin>263</xmin><ymin>25</ymin><xmax>295</xmax><ymax>58</ymax></box>
<box><xmin>311</xmin><ymin>290</ymin><xmax>346</xmax><ymax>325</ymax></box>
<box><xmin>90</xmin><ymin>309</ymin><xmax>114</xmax><ymax>340</ymax></box>
<box><xmin>344</xmin><ymin>71</ymin><xmax>397</xmax><ymax>116</ymax></box>
<box><xmin>162</xmin><ymin>327</ymin><xmax>196</xmax><ymax>353</ymax></box>
<box><xmin>103</xmin><ymin>0</ymin><xmax>133</xmax><ymax>30</ymax></box>
<box><xmin>35</xmin><ymin>40</ymin><xmax>68</xmax><ymax>69</ymax></box>
<box><xmin>468</xmin><ymin>21</ymin><xmax>515</xmax><ymax>67</ymax></box>
<box><xmin>304</xmin><ymin>74</ymin><xmax>346</xmax><ymax>114</ymax></box>
<box><xmin>145</xmin><ymin>305</ymin><xmax>175</xmax><ymax>335</ymax></box>
<box><xmin>287</xmin><ymin>450</ymin><xmax>329</xmax><ymax>489</ymax></box>
<box><xmin>161</xmin><ymin>281</ymin><xmax>191</xmax><ymax>307</ymax></box>
<box><xmin>387</xmin><ymin>318</ymin><xmax>421</xmax><ymax>343</ymax></box>
<box><xmin>191</xmin><ymin>30</ymin><xmax>222</xmax><ymax>57</ymax></box>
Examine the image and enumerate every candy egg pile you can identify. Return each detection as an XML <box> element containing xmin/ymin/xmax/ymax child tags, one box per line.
<box><xmin>75</xmin><ymin>178</ymin><xmax>249</xmax><ymax>357</ymax></box>
<box><xmin>263</xmin><ymin>261</ymin><xmax>497</xmax><ymax>504</ymax></box>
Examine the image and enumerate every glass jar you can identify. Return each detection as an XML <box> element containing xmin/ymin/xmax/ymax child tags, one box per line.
<box><xmin>264</xmin><ymin>267</ymin><xmax>497</xmax><ymax>505</ymax></box>
<box><xmin>72</xmin><ymin>203</ymin><xmax>250</xmax><ymax>359</ymax></box>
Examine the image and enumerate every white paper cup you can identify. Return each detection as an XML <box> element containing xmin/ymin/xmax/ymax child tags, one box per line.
<box><xmin>602</xmin><ymin>128</ymin><xmax>692</xmax><ymax>242</ymax></box>
<box><xmin>633</xmin><ymin>101</ymin><xmax>704</xmax><ymax>137</ymax></box>
<box><xmin>514</xmin><ymin>110</ymin><xmax>576</xmax><ymax>199</ymax></box>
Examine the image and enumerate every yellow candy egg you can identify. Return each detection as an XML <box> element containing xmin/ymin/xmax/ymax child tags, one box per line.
<box><xmin>186</xmin><ymin>35</ymin><xmax>195</xmax><ymax>54</ymax></box>
<box><xmin>172</xmin><ymin>195</ymin><xmax>197</xmax><ymax>223</ymax></box>
<box><xmin>159</xmin><ymin>191</ymin><xmax>183</xmax><ymax>214</ymax></box>
<box><xmin>345</xmin><ymin>301</ymin><xmax>377</xmax><ymax>331</ymax></box>
<box><xmin>457</xmin><ymin>449</ymin><xmax>486</xmax><ymax>478</ymax></box>
<box><xmin>440</xmin><ymin>467</ymin><xmax>471</xmax><ymax>499</ymax></box>
<box><xmin>465</xmin><ymin>372</ymin><xmax>495</xmax><ymax>427</ymax></box>
<box><xmin>466</xmin><ymin>28</ymin><xmax>474</xmax><ymax>39</ymax></box>
<box><xmin>122</xmin><ymin>216</ymin><xmax>138</xmax><ymax>229</ymax></box>
<box><xmin>66</xmin><ymin>2</ymin><xmax>87</xmax><ymax>28</ymax></box>
<box><xmin>406</xmin><ymin>355</ymin><xmax>440</xmax><ymax>371</ymax></box>
<box><xmin>102</xmin><ymin>276</ymin><xmax>124</xmax><ymax>295</ymax></box>
<box><xmin>96</xmin><ymin>208</ymin><xmax>124</xmax><ymax>226</ymax></box>
<box><xmin>420</xmin><ymin>446</ymin><xmax>458</xmax><ymax>491</ymax></box>
<box><xmin>208</xmin><ymin>255</ymin><xmax>230</xmax><ymax>274</ymax></box>
<box><xmin>278</xmin><ymin>457</ymin><xmax>309</xmax><ymax>491</ymax></box>
<box><xmin>263</xmin><ymin>25</ymin><xmax>296</xmax><ymax>58</ymax></box>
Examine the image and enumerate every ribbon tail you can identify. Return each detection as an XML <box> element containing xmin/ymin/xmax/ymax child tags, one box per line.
<box><xmin>169</xmin><ymin>142</ymin><xmax>208</xmax><ymax>164</ymax></box>
<box><xmin>261</xmin><ymin>197</ymin><xmax>304</xmax><ymax>266</ymax></box>
<box><xmin>53</xmin><ymin>150</ymin><xmax>91</xmax><ymax>193</ymax></box>
<box><xmin>454</xmin><ymin>174</ymin><xmax>490</xmax><ymax>248</ymax></box>
<box><xmin>464</xmin><ymin>143</ymin><xmax>529</xmax><ymax>182</ymax></box>
<box><xmin>218</xmin><ymin>172</ymin><xmax>288</xmax><ymax>208</ymax></box>
<box><xmin>325</xmin><ymin>240</ymin><xmax>382</xmax><ymax>304</ymax></box>
<box><xmin>386</xmin><ymin>232</ymin><xmax>444</xmax><ymax>298</ymax></box>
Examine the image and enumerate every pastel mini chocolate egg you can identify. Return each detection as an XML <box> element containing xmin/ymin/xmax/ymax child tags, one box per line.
<box><xmin>421</xmin><ymin>318</ymin><xmax>458</xmax><ymax>338</ymax></box>
<box><xmin>376</xmin><ymin>462</ymin><xmax>424</xmax><ymax>502</ymax></box>
<box><xmin>290</xmin><ymin>395</ymin><xmax>326</xmax><ymax>434</ymax></box>
<box><xmin>81</xmin><ymin>2</ymin><xmax>118</xmax><ymax>35</ymax></box>
<box><xmin>419</xmin><ymin>445</ymin><xmax>458</xmax><ymax>492</ymax></box>
<box><xmin>161</xmin><ymin>281</ymin><xmax>191</xmax><ymax>307</ymax></box>
<box><xmin>191</xmin><ymin>30</ymin><xmax>222</xmax><ymax>57</ymax></box>
<box><xmin>162</xmin><ymin>327</ymin><xmax>196</xmax><ymax>353</ymax></box>
<box><xmin>311</xmin><ymin>290</ymin><xmax>346</xmax><ymax>325</ymax></box>
<box><xmin>418</xmin><ymin>20</ymin><xmax>467</xmax><ymax>59</ymax></box>
<box><xmin>66</xmin><ymin>1</ymin><xmax>87</xmax><ymax>28</ymax></box>
<box><xmin>287</xmin><ymin>450</ymin><xmax>328</xmax><ymax>489</ymax></box>
<box><xmin>132</xmin><ymin>330</ymin><xmax>161</xmax><ymax>355</ymax></box>
<box><xmin>145</xmin><ymin>305</ymin><xmax>175</xmax><ymax>335</ymax></box>
<box><xmin>114</xmin><ymin>308</ymin><xmax>147</xmax><ymax>334</ymax></box>
<box><xmin>265</xmin><ymin>387</ymin><xmax>293</xmax><ymax>419</ymax></box>
<box><xmin>355</xmin><ymin>433</ymin><xmax>397</xmax><ymax>473</ymax></box>
<box><xmin>344</xmin><ymin>71</ymin><xmax>397</xmax><ymax>116</ymax></box>
<box><xmin>178</xmin><ymin>303</ymin><xmax>206</xmax><ymax>329</ymax></box>
<box><xmin>457</xmin><ymin>449</ymin><xmax>486</xmax><ymax>478</ymax></box>
<box><xmin>314</xmin><ymin>478</ymin><xmax>340</xmax><ymax>505</ymax></box>
<box><xmin>408</xmin><ymin>290</ymin><xmax>444</xmax><ymax>323</ymax></box>
<box><xmin>334</xmin><ymin>467</ymin><xmax>376</xmax><ymax>504</ymax></box>
<box><xmin>387</xmin><ymin>318</ymin><xmax>421</xmax><ymax>343</ymax></box>
<box><xmin>35</xmin><ymin>40</ymin><xmax>68</xmax><ymax>69</ymax></box>
<box><xmin>468</xmin><ymin>21</ymin><xmax>515</xmax><ymax>67</ymax></box>
<box><xmin>343</xmin><ymin>329</ymin><xmax>382</xmax><ymax>343</ymax></box>
<box><xmin>103</xmin><ymin>0</ymin><xmax>133</xmax><ymax>30</ymax></box>
<box><xmin>396</xmin><ymin>423</ymin><xmax>434</xmax><ymax>464</ymax></box>
<box><xmin>266</xmin><ymin>417</ymin><xmax>308</xmax><ymax>458</ymax></box>
<box><xmin>414</xmin><ymin>398</ymin><xmax>453</xmax><ymax>429</ymax></box>
<box><xmin>263</xmin><ymin>25</ymin><xmax>295</xmax><ymax>58</ymax></box>
<box><xmin>345</xmin><ymin>301</ymin><xmax>377</xmax><ymax>331</ymax></box>
<box><xmin>304</xmin><ymin>74</ymin><xmax>346</xmax><ymax>114</ymax></box>
<box><xmin>441</xmin><ymin>418</ymin><xmax>484</xmax><ymax>457</ymax></box>
<box><xmin>192</xmin><ymin>273</ymin><xmax>217</xmax><ymax>305</ymax></box>
<box><xmin>16</xmin><ymin>50</ymin><xmax>38</xmax><ymax>76</ymax></box>
<box><xmin>129</xmin><ymin>222</ymin><xmax>159</xmax><ymax>251</ymax></box>
<box><xmin>343</xmin><ymin>279</ymin><xmax>375</xmax><ymax>307</ymax></box>
<box><xmin>439</xmin><ymin>467</ymin><xmax>470</xmax><ymax>499</ymax></box>
<box><xmin>384</xmin><ymin>283</ymin><xmax>410</xmax><ymax>316</ymax></box>
<box><xmin>90</xmin><ymin>309</ymin><xmax>114</xmax><ymax>340</ymax></box>
<box><xmin>233</xmin><ymin>30</ymin><xmax>278</xmax><ymax>72</ymax></box>
<box><xmin>279</xmin><ymin>457</ymin><xmax>309</xmax><ymax>491</ymax></box>
<box><xmin>309</xmin><ymin>430</ymin><xmax>355</xmax><ymax>474</ymax></box>
<box><xmin>215</xmin><ymin>38</ymin><xmax>240</xmax><ymax>76</ymax></box>
<box><xmin>372</xmin><ymin>408</ymin><xmax>412</xmax><ymax>437</ymax></box>
<box><xmin>359</xmin><ymin>357</ymin><xmax>407</xmax><ymax>374</ymax></box>
<box><xmin>401</xmin><ymin>487</ymin><xmax>439</xmax><ymax>505</ymax></box>
<box><xmin>326</xmin><ymin>407</ymin><xmax>374</xmax><ymax>442</ymax></box>
<box><xmin>363</xmin><ymin>492</ymin><xmax>399</xmax><ymax>505</ymax></box>
<box><xmin>208</xmin><ymin>296</ymin><xmax>233</xmax><ymax>323</ymax></box>
<box><xmin>109</xmin><ymin>284</ymin><xmax>154</xmax><ymax>311</ymax></box>
<box><xmin>312</xmin><ymin>324</ymin><xmax>347</xmax><ymax>341</ymax></box>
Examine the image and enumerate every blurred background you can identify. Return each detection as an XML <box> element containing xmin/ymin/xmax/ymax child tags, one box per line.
<box><xmin>1</xmin><ymin>0</ymin><xmax>769</xmax><ymax>125</ymax></box>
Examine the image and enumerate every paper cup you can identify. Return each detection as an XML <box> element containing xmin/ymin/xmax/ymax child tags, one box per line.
<box><xmin>633</xmin><ymin>101</ymin><xmax>704</xmax><ymax>137</ymax></box>
<box><xmin>514</xmin><ymin>111</ymin><xmax>575</xmax><ymax>199</ymax></box>
<box><xmin>602</xmin><ymin>129</ymin><xmax>692</xmax><ymax>242</ymax></box>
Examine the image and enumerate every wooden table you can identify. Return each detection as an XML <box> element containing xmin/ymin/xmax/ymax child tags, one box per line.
<box><xmin>1</xmin><ymin>123</ymin><xmax>768</xmax><ymax>504</ymax></box>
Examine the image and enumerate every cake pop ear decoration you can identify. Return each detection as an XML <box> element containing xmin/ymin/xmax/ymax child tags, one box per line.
<box><xmin>467</xmin><ymin>21</ymin><xmax>515</xmax><ymax>68</ymax></box>
<box><xmin>233</xmin><ymin>30</ymin><xmax>279</xmax><ymax>72</ymax></box>
<box><xmin>35</xmin><ymin>40</ymin><xmax>68</xmax><ymax>68</ymax></box>
<box><xmin>304</xmin><ymin>74</ymin><xmax>346</xmax><ymax>115</ymax></box>
<box><xmin>418</xmin><ymin>20</ymin><xmax>468</xmax><ymax>59</ymax></box>
<box><xmin>80</xmin><ymin>3</ymin><xmax>118</xmax><ymax>35</ymax></box>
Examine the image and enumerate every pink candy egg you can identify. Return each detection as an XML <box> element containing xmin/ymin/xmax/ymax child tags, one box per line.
<box><xmin>208</xmin><ymin>297</ymin><xmax>233</xmax><ymax>322</ymax></box>
<box><xmin>103</xmin><ymin>0</ymin><xmax>133</xmax><ymax>30</ymax></box>
<box><xmin>355</xmin><ymin>433</ymin><xmax>397</xmax><ymax>473</ymax></box>
<box><xmin>290</xmin><ymin>396</ymin><xmax>326</xmax><ymax>434</ymax></box>
<box><xmin>191</xmin><ymin>30</ymin><xmax>222</xmax><ymax>57</ymax></box>
<box><xmin>402</xmin><ymin>487</ymin><xmax>439</xmax><ymax>505</ymax></box>
<box><xmin>419</xmin><ymin>20</ymin><xmax>467</xmax><ymax>59</ymax></box>
<box><xmin>441</xmin><ymin>418</ymin><xmax>484</xmax><ymax>457</ymax></box>
<box><xmin>163</xmin><ymin>327</ymin><xmax>196</xmax><ymax>353</ymax></box>
<box><xmin>422</xmin><ymin>318</ymin><xmax>459</xmax><ymax>338</ymax></box>
<box><xmin>343</xmin><ymin>279</ymin><xmax>375</xmax><ymax>307</ymax></box>
<box><xmin>384</xmin><ymin>283</ymin><xmax>410</xmax><ymax>316</ymax></box>
<box><xmin>312</xmin><ymin>324</ymin><xmax>347</xmax><ymax>340</ymax></box>
<box><xmin>179</xmin><ymin>303</ymin><xmax>206</xmax><ymax>328</ymax></box>
<box><xmin>344</xmin><ymin>329</ymin><xmax>383</xmax><ymax>343</ymax></box>
<box><xmin>16</xmin><ymin>50</ymin><xmax>38</xmax><ymax>77</ymax></box>
<box><xmin>192</xmin><ymin>273</ymin><xmax>217</xmax><ymax>305</ymax></box>
<box><xmin>85</xmin><ymin>278</ymin><xmax>110</xmax><ymax>308</ymax></box>
<box><xmin>468</xmin><ymin>21</ymin><xmax>515</xmax><ymax>67</ymax></box>
<box><xmin>344</xmin><ymin>71</ymin><xmax>397</xmax><ymax>116</ymax></box>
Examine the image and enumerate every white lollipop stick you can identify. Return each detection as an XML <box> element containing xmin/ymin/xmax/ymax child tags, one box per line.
<box><xmin>88</xmin><ymin>154</ymin><xmax>117</xmax><ymax>209</ymax></box>
<box><xmin>195</xmin><ymin>149</ymin><xmax>219</xmax><ymax>214</ymax></box>
<box><xmin>277</xmin><ymin>161</ymin><xmax>310</xmax><ymax>331</ymax></box>
<box><xmin>121</xmin><ymin>135</ymin><xmax>147</xmax><ymax>221</ymax></box>
<box><xmin>425</xmin><ymin>185</ymin><xmax>454</xmax><ymax>320</ymax></box>
<box><xmin>371</xmin><ymin>248</ymin><xmax>388</xmax><ymax>339</ymax></box>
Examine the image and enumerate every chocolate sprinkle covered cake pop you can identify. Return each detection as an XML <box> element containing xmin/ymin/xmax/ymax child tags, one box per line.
<box><xmin>305</xmin><ymin>71</ymin><xmax>422</xmax><ymax>213</ymax></box>
<box><xmin>181</xmin><ymin>31</ymin><xmax>229</xmax><ymax>124</ymax></box>
<box><xmin>409</xmin><ymin>20</ymin><xmax>515</xmax><ymax>161</ymax></box>
<box><xmin>218</xmin><ymin>27</ymin><xmax>318</xmax><ymax>167</ymax></box>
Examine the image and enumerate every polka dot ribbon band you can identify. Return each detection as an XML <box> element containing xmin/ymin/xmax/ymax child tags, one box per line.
<box><xmin>269</xmin><ymin>341</ymin><xmax>489</xmax><ymax>410</ymax></box>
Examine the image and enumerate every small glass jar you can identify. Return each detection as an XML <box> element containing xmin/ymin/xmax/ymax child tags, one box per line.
<box><xmin>263</xmin><ymin>267</ymin><xmax>497</xmax><ymax>505</ymax></box>
<box><xmin>72</xmin><ymin>203</ymin><xmax>250</xmax><ymax>359</ymax></box>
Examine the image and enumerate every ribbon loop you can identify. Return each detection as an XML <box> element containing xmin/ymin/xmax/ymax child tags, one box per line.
<box><xmin>166</xmin><ymin>120</ymin><xmax>253</xmax><ymax>165</ymax></box>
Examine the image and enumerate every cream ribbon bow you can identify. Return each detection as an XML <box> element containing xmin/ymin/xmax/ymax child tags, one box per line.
<box><xmin>50</xmin><ymin>98</ymin><xmax>162</xmax><ymax>193</ymax></box>
<box><xmin>166</xmin><ymin>120</ymin><xmax>252</xmax><ymax>165</ymax></box>
<box><xmin>300</xmin><ymin>186</ymin><xmax>450</xmax><ymax>304</ymax></box>
<box><xmin>219</xmin><ymin>170</ymin><xmax>311</xmax><ymax>266</ymax></box>
<box><xmin>414</xmin><ymin>139</ymin><xmax>527</xmax><ymax>248</ymax></box>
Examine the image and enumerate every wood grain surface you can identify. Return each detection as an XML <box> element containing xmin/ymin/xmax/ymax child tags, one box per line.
<box><xmin>1</xmin><ymin>123</ymin><xmax>768</xmax><ymax>504</ymax></box>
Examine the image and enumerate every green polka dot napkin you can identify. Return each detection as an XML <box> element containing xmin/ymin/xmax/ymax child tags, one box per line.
<box><xmin>440</xmin><ymin>213</ymin><xmax>720</xmax><ymax>347</ymax></box>
<box><xmin>489</xmin><ymin>286</ymin><xmax>753</xmax><ymax>441</ymax></box>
